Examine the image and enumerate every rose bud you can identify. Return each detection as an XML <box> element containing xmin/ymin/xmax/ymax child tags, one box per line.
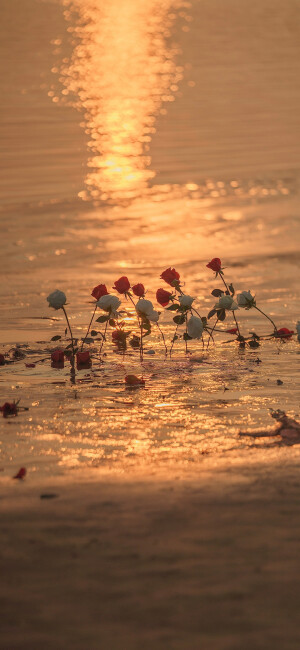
<box><xmin>13</xmin><ymin>467</ymin><xmax>26</xmax><ymax>480</ymax></box>
<box><xmin>156</xmin><ymin>288</ymin><xmax>172</xmax><ymax>307</ymax></box>
<box><xmin>0</xmin><ymin>402</ymin><xmax>18</xmax><ymax>418</ymax></box>
<box><xmin>51</xmin><ymin>349</ymin><xmax>64</xmax><ymax>363</ymax></box>
<box><xmin>132</xmin><ymin>283</ymin><xmax>145</xmax><ymax>298</ymax></box>
<box><xmin>125</xmin><ymin>374</ymin><xmax>145</xmax><ymax>386</ymax></box>
<box><xmin>47</xmin><ymin>289</ymin><xmax>67</xmax><ymax>310</ymax></box>
<box><xmin>0</xmin><ymin>354</ymin><xmax>5</xmax><ymax>365</ymax></box>
<box><xmin>160</xmin><ymin>267</ymin><xmax>180</xmax><ymax>287</ymax></box>
<box><xmin>113</xmin><ymin>276</ymin><xmax>130</xmax><ymax>294</ymax></box>
<box><xmin>25</xmin><ymin>363</ymin><xmax>36</xmax><ymax>368</ymax></box>
<box><xmin>91</xmin><ymin>284</ymin><xmax>108</xmax><ymax>300</ymax></box>
<box><xmin>226</xmin><ymin>328</ymin><xmax>238</xmax><ymax>335</ymax></box>
<box><xmin>276</xmin><ymin>328</ymin><xmax>294</xmax><ymax>340</ymax></box>
<box><xmin>206</xmin><ymin>258</ymin><xmax>222</xmax><ymax>273</ymax></box>
<box><xmin>76</xmin><ymin>350</ymin><xmax>91</xmax><ymax>364</ymax></box>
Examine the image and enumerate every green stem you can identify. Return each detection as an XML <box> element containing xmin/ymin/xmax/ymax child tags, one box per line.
<box><xmin>156</xmin><ymin>322</ymin><xmax>168</xmax><ymax>355</ymax></box>
<box><xmin>184</xmin><ymin>315</ymin><xmax>188</xmax><ymax>354</ymax></box>
<box><xmin>62</xmin><ymin>306</ymin><xmax>75</xmax><ymax>360</ymax></box>
<box><xmin>254</xmin><ymin>305</ymin><xmax>278</xmax><ymax>332</ymax></box>
<box><xmin>81</xmin><ymin>304</ymin><xmax>97</xmax><ymax>351</ymax></box>
<box><xmin>140</xmin><ymin>321</ymin><xmax>144</xmax><ymax>362</ymax></box>
<box><xmin>207</xmin><ymin>316</ymin><xmax>218</xmax><ymax>349</ymax></box>
<box><xmin>219</xmin><ymin>273</ymin><xmax>242</xmax><ymax>337</ymax></box>
<box><xmin>99</xmin><ymin>319</ymin><xmax>109</xmax><ymax>357</ymax></box>
<box><xmin>170</xmin><ymin>324</ymin><xmax>179</xmax><ymax>358</ymax></box>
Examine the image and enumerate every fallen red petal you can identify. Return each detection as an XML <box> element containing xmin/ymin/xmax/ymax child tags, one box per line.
<box><xmin>13</xmin><ymin>467</ymin><xmax>26</xmax><ymax>480</ymax></box>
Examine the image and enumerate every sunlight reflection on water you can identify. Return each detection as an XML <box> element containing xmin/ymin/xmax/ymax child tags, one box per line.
<box><xmin>60</xmin><ymin>0</ymin><xmax>186</xmax><ymax>202</ymax></box>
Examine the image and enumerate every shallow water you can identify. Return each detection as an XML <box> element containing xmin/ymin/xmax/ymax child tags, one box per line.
<box><xmin>0</xmin><ymin>0</ymin><xmax>300</xmax><ymax>476</ymax></box>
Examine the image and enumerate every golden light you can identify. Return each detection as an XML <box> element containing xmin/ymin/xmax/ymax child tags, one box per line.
<box><xmin>60</xmin><ymin>0</ymin><xmax>185</xmax><ymax>202</ymax></box>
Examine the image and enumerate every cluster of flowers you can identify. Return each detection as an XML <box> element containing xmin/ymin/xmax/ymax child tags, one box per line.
<box><xmin>45</xmin><ymin>258</ymin><xmax>298</xmax><ymax>370</ymax></box>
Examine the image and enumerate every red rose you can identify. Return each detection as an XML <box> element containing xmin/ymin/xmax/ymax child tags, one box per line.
<box><xmin>132</xmin><ymin>283</ymin><xmax>145</xmax><ymax>297</ymax></box>
<box><xmin>13</xmin><ymin>467</ymin><xmax>26</xmax><ymax>480</ymax></box>
<box><xmin>51</xmin><ymin>349</ymin><xmax>64</xmax><ymax>363</ymax></box>
<box><xmin>160</xmin><ymin>268</ymin><xmax>180</xmax><ymax>286</ymax></box>
<box><xmin>91</xmin><ymin>284</ymin><xmax>108</xmax><ymax>300</ymax></box>
<box><xmin>113</xmin><ymin>276</ymin><xmax>130</xmax><ymax>294</ymax></box>
<box><xmin>276</xmin><ymin>328</ymin><xmax>294</xmax><ymax>339</ymax></box>
<box><xmin>0</xmin><ymin>354</ymin><xmax>5</xmax><ymax>365</ymax></box>
<box><xmin>206</xmin><ymin>258</ymin><xmax>222</xmax><ymax>273</ymax></box>
<box><xmin>125</xmin><ymin>374</ymin><xmax>145</xmax><ymax>386</ymax></box>
<box><xmin>226</xmin><ymin>328</ymin><xmax>238</xmax><ymax>335</ymax></box>
<box><xmin>0</xmin><ymin>402</ymin><xmax>17</xmax><ymax>418</ymax></box>
<box><xmin>156</xmin><ymin>288</ymin><xmax>172</xmax><ymax>307</ymax></box>
<box><xmin>76</xmin><ymin>350</ymin><xmax>91</xmax><ymax>364</ymax></box>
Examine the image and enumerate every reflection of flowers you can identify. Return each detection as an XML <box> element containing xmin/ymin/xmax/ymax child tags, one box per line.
<box><xmin>51</xmin><ymin>349</ymin><xmax>64</xmax><ymax>363</ymax></box>
<box><xmin>76</xmin><ymin>350</ymin><xmax>91</xmax><ymax>364</ymax></box>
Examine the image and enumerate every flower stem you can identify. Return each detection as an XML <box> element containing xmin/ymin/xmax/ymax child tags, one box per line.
<box><xmin>156</xmin><ymin>323</ymin><xmax>168</xmax><ymax>355</ymax></box>
<box><xmin>170</xmin><ymin>324</ymin><xmax>179</xmax><ymax>358</ymax></box>
<box><xmin>81</xmin><ymin>304</ymin><xmax>97</xmax><ymax>351</ymax></box>
<box><xmin>254</xmin><ymin>305</ymin><xmax>278</xmax><ymax>332</ymax></box>
<box><xmin>128</xmin><ymin>294</ymin><xmax>143</xmax><ymax>360</ymax></box>
<box><xmin>140</xmin><ymin>321</ymin><xmax>144</xmax><ymax>362</ymax></box>
<box><xmin>219</xmin><ymin>272</ymin><xmax>242</xmax><ymax>337</ymax></box>
<box><xmin>99</xmin><ymin>319</ymin><xmax>109</xmax><ymax>357</ymax></box>
<box><xmin>207</xmin><ymin>316</ymin><xmax>218</xmax><ymax>349</ymax></box>
<box><xmin>62</xmin><ymin>306</ymin><xmax>75</xmax><ymax>359</ymax></box>
<box><xmin>232</xmin><ymin>311</ymin><xmax>242</xmax><ymax>338</ymax></box>
<box><xmin>184</xmin><ymin>315</ymin><xmax>188</xmax><ymax>354</ymax></box>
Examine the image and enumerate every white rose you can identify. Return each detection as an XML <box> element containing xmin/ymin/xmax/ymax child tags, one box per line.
<box><xmin>136</xmin><ymin>299</ymin><xmax>154</xmax><ymax>316</ymax></box>
<box><xmin>237</xmin><ymin>290</ymin><xmax>256</xmax><ymax>309</ymax></box>
<box><xmin>47</xmin><ymin>290</ymin><xmax>67</xmax><ymax>310</ymax></box>
<box><xmin>296</xmin><ymin>321</ymin><xmax>300</xmax><ymax>341</ymax></box>
<box><xmin>179</xmin><ymin>294</ymin><xmax>194</xmax><ymax>309</ymax></box>
<box><xmin>97</xmin><ymin>294</ymin><xmax>121</xmax><ymax>316</ymax></box>
<box><xmin>215</xmin><ymin>295</ymin><xmax>239</xmax><ymax>311</ymax></box>
<box><xmin>147</xmin><ymin>310</ymin><xmax>159</xmax><ymax>323</ymax></box>
<box><xmin>136</xmin><ymin>299</ymin><xmax>159</xmax><ymax>323</ymax></box>
<box><xmin>187</xmin><ymin>315</ymin><xmax>204</xmax><ymax>339</ymax></box>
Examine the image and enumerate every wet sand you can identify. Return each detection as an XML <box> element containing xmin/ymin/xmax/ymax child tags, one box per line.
<box><xmin>1</xmin><ymin>460</ymin><xmax>300</xmax><ymax>650</ymax></box>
